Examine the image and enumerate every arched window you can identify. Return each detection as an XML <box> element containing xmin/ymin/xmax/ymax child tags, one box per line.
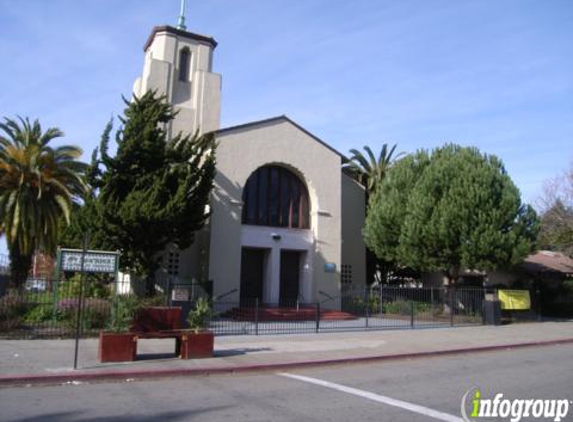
<box><xmin>242</xmin><ymin>165</ymin><xmax>310</xmax><ymax>229</ymax></box>
<box><xmin>178</xmin><ymin>48</ymin><xmax>191</xmax><ymax>81</ymax></box>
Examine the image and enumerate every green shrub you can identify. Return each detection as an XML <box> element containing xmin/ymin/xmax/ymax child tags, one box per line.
<box><xmin>414</xmin><ymin>302</ymin><xmax>432</xmax><ymax>313</ymax></box>
<box><xmin>24</xmin><ymin>290</ymin><xmax>53</xmax><ymax>304</ymax></box>
<box><xmin>380</xmin><ymin>300</ymin><xmax>433</xmax><ymax>315</ymax></box>
<box><xmin>344</xmin><ymin>294</ymin><xmax>436</xmax><ymax>316</ymax></box>
<box><xmin>23</xmin><ymin>304</ymin><xmax>56</xmax><ymax>323</ymax></box>
<box><xmin>187</xmin><ymin>297</ymin><xmax>215</xmax><ymax>332</ymax></box>
<box><xmin>368</xmin><ymin>295</ymin><xmax>381</xmax><ymax>313</ymax></box>
<box><xmin>106</xmin><ymin>294</ymin><xmax>141</xmax><ymax>333</ymax></box>
<box><xmin>57</xmin><ymin>298</ymin><xmax>112</xmax><ymax>331</ymax></box>
<box><xmin>61</xmin><ymin>274</ymin><xmax>111</xmax><ymax>299</ymax></box>
<box><xmin>139</xmin><ymin>294</ymin><xmax>166</xmax><ymax>308</ymax></box>
<box><xmin>382</xmin><ymin>300</ymin><xmax>411</xmax><ymax>315</ymax></box>
<box><xmin>78</xmin><ymin>306</ymin><xmax>110</xmax><ymax>330</ymax></box>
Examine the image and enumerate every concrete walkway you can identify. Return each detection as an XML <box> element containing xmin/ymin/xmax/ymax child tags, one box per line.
<box><xmin>1</xmin><ymin>321</ymin><xmax>572</xmax><ymax>386</ymax></box>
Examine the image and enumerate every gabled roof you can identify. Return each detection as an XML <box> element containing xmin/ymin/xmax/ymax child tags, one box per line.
<box><xmin>215</xmin><ymin>115</ymin><xmax>349</xmax><ymax>163</ymax></box>
<box><xmin>144</xmin><ymin>25</ymin><xmax>218</xmax><ymax>52</ymax></box>
<box><xmin>522</xmin><ymin>251</ymin><xmax>573</xmax><ymax>275</ymax></box>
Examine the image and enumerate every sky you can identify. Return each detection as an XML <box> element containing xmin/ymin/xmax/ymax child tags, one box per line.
<box><xmin>0</xmin><ymin>0</ymin><xmax>572</xmax><ymax>255</ymax></box>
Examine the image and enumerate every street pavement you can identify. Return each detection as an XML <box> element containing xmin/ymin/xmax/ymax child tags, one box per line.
<box><xmin>1</xmin><ymin>342</ymin><xmax>572</xmax><ymax>422</ymax></box>
<box><xmin>0</xmin><ymin>321</ymin><xmax>572</xmax><ymax>386</ymax></box>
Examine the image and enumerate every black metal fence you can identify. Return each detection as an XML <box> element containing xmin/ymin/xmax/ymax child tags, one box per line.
<box><xmin>0</xmin><ymin>276</ymin><xmax>123</xmax><ymax>339</ymax></box>
<box><xmin>207</xmin><ymin>285</ymin><xmax>485</xmax><ymax>336</ymax></box>
<box><xmin>0</xmin><ymin>276</ymin><xmax>486</xmax><ymax>339</ymax></box>
<box><xmin>0</xmin><ymin>253</ymin><xmax>9</xmax><ymax>297</ymax></box>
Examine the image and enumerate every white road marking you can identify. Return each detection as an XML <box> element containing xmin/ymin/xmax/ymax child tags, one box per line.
<box><xmin>278</xmin><ymin>372</ymin><xmax>464</xmax><ymax>422</ymax></box>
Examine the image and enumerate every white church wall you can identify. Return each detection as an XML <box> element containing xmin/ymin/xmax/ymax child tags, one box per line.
<box><xmin>208</xmin><ymin>119</ymin><xmax>342</xmax><ymax>307</ymax></box>
<box><xmin>193</xmin><ymin>70</ymin><xmax>221</xmax><ymax>134</ymax></box>
<box><xmin>134</xmin><ymin>27</ymin><xmax>221</xmax><ymax>136</ymax></box>
<box><xmin>240</xmin><ymin>224</ymin><xmax>314</xmax><ymax>304</ymax></box>
<box><xmin>341</xmin><ymin>173</ymin><xmax>366</xmax><ymax>287</ymax></box>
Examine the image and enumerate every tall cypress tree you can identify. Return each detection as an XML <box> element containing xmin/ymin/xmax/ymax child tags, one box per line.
<box><xmin>79</xmin><ymin>92</ymin><xmax>216</xmax><ymax>293</ymax></box>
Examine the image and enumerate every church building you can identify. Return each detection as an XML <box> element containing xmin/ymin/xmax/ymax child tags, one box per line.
<box><xmin>133</xmin><ymin>19</ymin><xmax>366</xmax><ymax>309</ymax></box>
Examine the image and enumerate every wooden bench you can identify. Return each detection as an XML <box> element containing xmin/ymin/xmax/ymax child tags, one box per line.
<box><xmin>130</xmin><ymin>307</ymin><xmax>192</xmax><ymax>359</ymax></box>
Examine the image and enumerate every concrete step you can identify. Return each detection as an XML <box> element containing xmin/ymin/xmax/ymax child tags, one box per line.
<box><xmin>223</xmin><ymin>307</ymin><xmax>358</xmax><ymax>322</ymax></box>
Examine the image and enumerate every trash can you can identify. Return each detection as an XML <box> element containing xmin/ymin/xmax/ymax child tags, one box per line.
<box><xmin>483</xmin><ymin>293</ymin><xmax>501</xmax><ymax>325</ymax></box>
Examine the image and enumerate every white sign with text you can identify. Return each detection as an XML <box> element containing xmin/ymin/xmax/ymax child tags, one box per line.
<box><xmin>60</xmin><ymin>250</ymin><xmax>119</xmax><ymax>273</ymax></box>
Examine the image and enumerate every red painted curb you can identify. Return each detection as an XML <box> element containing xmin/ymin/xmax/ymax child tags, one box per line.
<box><xmin>2</xmin><ymin>338</ymin><xmax>573</xmax><ymax>387</ymax></box>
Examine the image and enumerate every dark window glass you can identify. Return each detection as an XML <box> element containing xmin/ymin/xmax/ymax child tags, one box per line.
<box><xmin>242</xmin><ymin>165</ymin><xmax>309</xmax><ymax>229</ymax></box>
<box><xmin>291</xmin><ymin>180</ymin><xmax>300</xmax><ymax>228</ymax></box>
<box><xmin>269</xmin><ymin>167</ymin><xmax>280</xmax><ymax>226</ymax></box>
<box><xmin>300</xmin><ymin>187</ymin><xmax>309</xmax><ymax>229</ymax></box>
<box><xmin>280</xmin><ymin>172</ymin><xmax>291</xmax><ymax>227</ymax></box>
<box><xmin>243</xmin><ymin>175</ymin><xmax>258</xmax><ymax>224</ymax></box>
<box><xmin>257</xmin><ymin>167</ymin><xmax>268</xmax><ymax>225</ymax></box>
<box><xmin>179</xmin><ymin>49</ymin><xmax>190</xmax><ymax>81</ymax></box>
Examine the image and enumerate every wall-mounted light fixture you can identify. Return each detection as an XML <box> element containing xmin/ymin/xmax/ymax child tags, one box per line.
<box><xmin>271</xmin><ymin>233</ymin><xmax>281</xmax><ymax>241</ymax></box>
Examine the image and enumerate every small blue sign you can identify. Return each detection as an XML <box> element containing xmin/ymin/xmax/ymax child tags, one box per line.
<box><xmin>324</xmin><ymin>263</ymin><xmax>336</xmax><ymax>273</ymax></box>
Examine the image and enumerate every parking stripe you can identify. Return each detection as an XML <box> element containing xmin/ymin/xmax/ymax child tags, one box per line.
<box><xmin>278</xmin><ymin>372</ymin><xmax>464</xmax><ymax>422</ymax></box>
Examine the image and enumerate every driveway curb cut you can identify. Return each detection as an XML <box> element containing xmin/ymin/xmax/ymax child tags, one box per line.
<box><xmin>2</xmin><ymin>338</ymin><xmax>573</xmax><ymax>387</ymax></box>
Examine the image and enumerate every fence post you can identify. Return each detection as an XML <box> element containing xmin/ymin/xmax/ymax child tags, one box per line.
<box><xmin>364</xmin><ymin>286</ymin><xmax>369</xmax><ymax>329</ymax></box>
<box><xmin>52</xmin><ymin>278</ymin><xmax>59</xmax><ymax>322</ymax></box>
<box><xmin>481</xmin><ymin>288</ymin><xmax>487</xmax><ymax>325</ymax></box>
<box><xmin>255</xmin><ymin>298</ymin><xmax>259</xmax><ymax>336</ymax></box>
<box><xmin>410</xmin><ymin>300</ymin><xmax>415</xmax><ymax>328</ymax></box>
<box><xmin>315</xmin><ymin>302</ymin><xmax>320</xmax><ymax>333</ymax></box>
<box><xmin>52</xmin><ymin>249</ymin><xmax>62</xmax><ymax>321</ymax></box>
<box><xmin>430</xmin><ymin>287</ymin><xmax>434</xmax><ymax>314</ymax></box>
<box><xmin>73</xmin><ymin>234</ymin><xmax>89</xmax><ymax>370</ymax></box>
<box><xmin>535</xmin><ymin>285</ymin><xmax>542</xmax><ymax>322</ymax></box>
<box><xmin>167</xmin><ymin>276</ymin><xmax>172</xmax><ymax>307</ymax></box>
<box><xmin>449</xmin><ymin>288</ymin><xmax>454</xmax><ymax>327</ymax></box>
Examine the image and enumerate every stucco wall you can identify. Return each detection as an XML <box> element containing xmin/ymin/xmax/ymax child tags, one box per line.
<box><xmin>208</xmin><ymin>119</ymin><xmax>342</xmax><ymax>307</ymax></box>
<box><xmin>133</xmin><ymin>29</ymin><xmax>221</xmax><ymax>136</ymax></box>
<box><xmin>177</xmin><ymin>228</ymin><xmax>211</xmax><ymax>284</ymax></box>
<box><xmin>341</xmin><ymin>173</ymin><xmax>366</xmax><ymax>287</ymax></box>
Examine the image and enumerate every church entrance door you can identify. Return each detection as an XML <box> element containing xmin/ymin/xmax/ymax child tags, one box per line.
<box><xmin>240</xmin><ymin>248</ymin><xmax>267</xmax><ymax>305</ymax></box>
<box><xmin>279</xmin><ymin>250</ymin><xmax>301</xmax><ymax>306</ymax></box>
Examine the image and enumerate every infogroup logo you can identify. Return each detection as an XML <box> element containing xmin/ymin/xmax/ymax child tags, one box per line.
<box><xmin>461</xmin><ymin>388</ymin><xmax>571</xmax><ymax>422</ymax></box>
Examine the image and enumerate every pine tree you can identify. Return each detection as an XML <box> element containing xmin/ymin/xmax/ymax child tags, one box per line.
<box><xmin>64</xmin><ymin>92</ymin><xmax>216</xmax><ymax>293</ymax></box>
<box><xmin>364</xmin><ymin>144</ymin><xmax>539</xmax><ymax>285</ymax></box>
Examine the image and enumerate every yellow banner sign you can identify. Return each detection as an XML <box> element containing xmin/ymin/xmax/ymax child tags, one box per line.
<box><xmin>498</xmin><ymin>290</ymin><xmax>531</xmax><ymax>310</ymax></box>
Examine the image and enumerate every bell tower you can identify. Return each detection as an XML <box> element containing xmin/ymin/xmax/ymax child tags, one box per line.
<box><xmin>133</xmin><ymin>4</ymin><xmax>221</xmax><ymax>136</ymax></box>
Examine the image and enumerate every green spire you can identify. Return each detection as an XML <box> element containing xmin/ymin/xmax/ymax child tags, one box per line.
<box><xmin>177</xmin><ymin>0</ymin><xmax>187</xmax><ymax>30</ymax></box>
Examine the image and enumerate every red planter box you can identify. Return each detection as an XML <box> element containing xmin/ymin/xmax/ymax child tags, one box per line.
<box><xmin>180</xmin><ymin>331</ymin><xmax>214</xmax><ymax>359</ymax></box>
<box><xmin>98</xmin><ymin>332</ymin><xmax>137</xmax><ymax>362</ymax></box>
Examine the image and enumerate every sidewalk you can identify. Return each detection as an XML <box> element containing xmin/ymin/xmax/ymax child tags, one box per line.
<box><xmin>1</xmin><ymin>321</ymin><xmax>572</xmax><ymax>386</ymax></box>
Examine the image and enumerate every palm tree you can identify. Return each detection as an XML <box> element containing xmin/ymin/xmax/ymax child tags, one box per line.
<box><xmin>345</xmin><ymin>144</ymin><xmax>404</xmax><ymax>196</ymax></box>
<box><xmin>345</xmin><ymin>143</ymin><xmax>404</xmax><ymax>286</ymax></box>
<box><xmin>0</xmin><ymin>117</ymin><xmax>87</xmax><ymax>287</ymax></box>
